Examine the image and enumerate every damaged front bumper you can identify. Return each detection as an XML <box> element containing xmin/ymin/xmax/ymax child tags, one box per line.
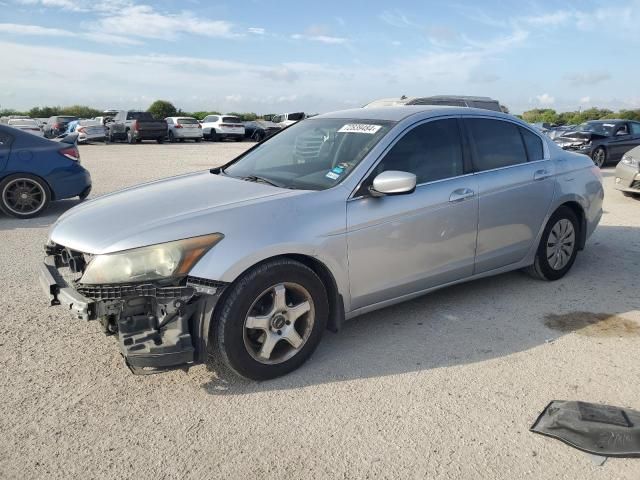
<box><xmin>40</xmin><ymin>253</ymin><xmax>227</xmax><ymax>374</ymax></box>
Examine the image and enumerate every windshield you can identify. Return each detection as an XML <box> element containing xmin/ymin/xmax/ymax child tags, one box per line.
<box><xmin>223</xmin><ymin>118</ymin><xmax>395</xmax><ymax>190</ymax></box>
<box><xmin>573</xmin><ymin>122</ymin><xmax>615</xmax><ymax>136</ymax></box>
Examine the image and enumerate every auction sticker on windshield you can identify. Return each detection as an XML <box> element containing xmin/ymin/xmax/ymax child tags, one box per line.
<box><xmin>338</xmin><ymin>124</ymin><xmax>382</xmax><ymax>134</ymax></box>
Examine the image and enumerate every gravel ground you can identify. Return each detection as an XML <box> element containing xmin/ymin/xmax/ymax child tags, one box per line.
<box><xmin>1</xmin><ymin>142</ymin><xmax>639</xmax><ymax>479</ymax></box>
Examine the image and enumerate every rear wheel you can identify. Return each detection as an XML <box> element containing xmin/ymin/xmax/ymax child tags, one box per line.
<box><xmin>195</xmin><ymin>138</ymin><xmax>202</xmax><ymax>143</ymax></box>
<box><xmin>592</xmin><ymin>147</ymin><xmax>607</xmax><ymax>168</ymax></box>
<box><xmin>0</xmin><ymin>174</ymin><xmax>50</xmax><ymax>219</ymax></box>
<box><xmin>209</xmin><ymin>129</ymin><xmax>218</xmax><ymax>142</ymax></box>
<box><xmin>212</xmin><ymin>259</ymin><xmax>328</xmax><ymax>380</ymax></box>
<box><xmin>526</xmin><ymin>206</ymin><xmax>579</xmax><ymax>281</ymax></box>
<box><xmin>156</xmin><ymin>137</ymin><xmax>164</xmax><ymax>144</ymax></box>
<box><xmin>253</xmin><ymin>131</ymin><xmax>265</xmax><ymax>142</ymax></box>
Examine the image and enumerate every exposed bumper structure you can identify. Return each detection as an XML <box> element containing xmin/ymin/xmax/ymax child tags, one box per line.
<box><xmin>614</xmin><ymin>161</ymin><xmax>640</xmax><ymax>194</ymax></box>
<box><xmin>40</xmin><ymin>252</ymin><xmax>227</xmax><ymax>374</ymax></box>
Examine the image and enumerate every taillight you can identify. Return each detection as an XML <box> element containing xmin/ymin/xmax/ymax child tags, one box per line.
<box><xmin>175</xmin><ymin>124</ymin><xmax>183</xmax><ymax>129</ymax></box>
<box><xmin>53</xmin><ymin>123</ymin><xmax>60</xmax><ymax>129</ymax></box>
<box><xmin>77</xmin><ymin>127</ymin><xmax>86</xmax><ymax>133</ymax></box>
<box><xmin>132</xmin><ymin>120</ymin><xmax>138</xmax><ymax>131</ymax></box>
<box><xmin>60</xmin><ymin>146</ymin><xmax>80</xmax><ymax>162</ymax></box>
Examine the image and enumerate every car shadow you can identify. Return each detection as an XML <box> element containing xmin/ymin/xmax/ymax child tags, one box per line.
<box><xmin>200</xmin><ymin>224</ymin><xmax>639</xmax><ymax>395</ymax></box>
<box><xmin>0</xmin><ymin>199</ymin><xmax>83</xmax><ymax>231</ymax></box>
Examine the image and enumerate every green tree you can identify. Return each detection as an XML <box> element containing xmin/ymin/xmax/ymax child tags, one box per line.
<box><xmin>191</xmin><ymin>111</ymin><xmax>221</xmax><ymax>120</ymax></box>
<box><xmin>29</xmin><ymin>106</ymin><xmax>61</xmax><ymax>118</ymax></box>
<box><xmin>147</xmin><ymin>100</ymin><xmax>177</xmax><ymax>119</ymax></box>
<box><xmin>60</xmin><ymin>105</ymin><xmax>102</xmax><ymax>118</ymax></box>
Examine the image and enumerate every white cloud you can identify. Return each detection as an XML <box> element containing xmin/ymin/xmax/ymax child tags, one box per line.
<box><xmin>291</xmin><ymin>33</ymin><xmax>347</xmax><ymax>44</ymax></box>
<box><xmin>521</xmin><ymin>11</ymin><xmax>572</xmax><ymax>26</ymax></box>
<box><xmin>248</xmin><ymin>27</ymin><xmax>265</xmax><ymax>35</ymax></box>
<box><xmin>91</xmin><ymin>5</ymin><xmax>237</xmax><ymax>40</ymax></box>
<box><xmin>0</xmin><ymin>22</ymin><xmax>141</xmax><ymax>45</ymax></box>
<box><xmin>379</xmin><ymin>10</ymin><xmax>418</xmax><ymax>28</ymax></box>
<box><xmin>536</xmin><ymin>93</ymin><xmax>555</xmax><ymax>106</ymax></box>
<box><xmin>579</xmin><ymin>96</ymin><xmax>591</xmax><ymax>104</ymax></box>
<box><xmin>565</xmin><ymin>72</ymin><xmax>611</xmax><ymax>86</ymax></box>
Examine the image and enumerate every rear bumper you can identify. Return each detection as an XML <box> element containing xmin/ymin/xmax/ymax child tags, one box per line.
<box><xmin>40</xmin><ymin>255</ymin><xmax>227</xmax><ymax>373</ymax></box>
<box><xmin>133</xmin><ymin>130</ymin><xmax>167</xmax><ymax>140</ymax></box>
<box><xmin>614</xmin><ymin>162</ymin><xmax>640</xmax><ymax>193</ymax></box>
<box><xmin>173</xmin><ymin>129</ymin><xmax>203</xmax><ymax>139</ymax></box>
<box><xmin>49</xmin><ymin>164</ymin><xmax>92</xmax><ymax>200</ymax></box>
<box><xmin>219</xmin><ymin>133</ymin><xmax>244</xmax><ymax>140</ymax></box>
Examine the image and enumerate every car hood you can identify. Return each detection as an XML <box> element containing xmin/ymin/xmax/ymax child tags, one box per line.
<box><xmin>49</xmin><ymin>171</ymin><xmax>303</xmax><ymax>254</ymax></box>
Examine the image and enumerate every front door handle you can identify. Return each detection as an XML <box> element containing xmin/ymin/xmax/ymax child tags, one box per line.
<box><xmin>449</xmin><ymin>188</ymin><xmax>475</xmax><ymax>203</ymax></box>
<box><xmin>534</xmin><ymin>169</ymin><xmax>551</xmax><ymax>181</ymax></box>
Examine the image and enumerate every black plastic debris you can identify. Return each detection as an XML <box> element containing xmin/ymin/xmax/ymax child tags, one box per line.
<box><xmin>531</xmin><ymin>400</ymin><xmax>640</xmax><ymax>457</ymax></box>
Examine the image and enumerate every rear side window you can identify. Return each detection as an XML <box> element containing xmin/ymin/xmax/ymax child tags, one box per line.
<box><xmin>374</xmin><ymin>118</ymin><xmax>464</xmax><ymax>184</ymax></box>
<box><xmin>520</xmin><ymin>127</ymin><xmax>544</xmax><ymax>161</ymax></box>
<box><xmin>466</xmin><ymin>118</ymin><xmax>527</xmax><ymax>171</ymax></box>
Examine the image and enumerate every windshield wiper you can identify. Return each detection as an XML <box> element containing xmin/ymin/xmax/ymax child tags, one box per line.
<box><xmin>243</xmin><ymin>175</ymin><xmax>288</xmax><ymax>188</ymax></box>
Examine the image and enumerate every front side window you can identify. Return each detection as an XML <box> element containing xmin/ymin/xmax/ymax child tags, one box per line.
<box><xmin>466</xmin><ymin>118</ymin><xmax>527</xmax><ymax>171</ymax></box>
<box><xmin>372</xmin><ymin>118</ymin><xmax>464</xmax><ymax>184</ymax></box>
<box><xmin>631</xmin><ymin>122</ymin><xmax>640</xmax><ymax>135</ymax></box>
<box><xmin>520</xmin><ymin>127</ymin><xmax>544</xmax><ymax>161</ymax></box>
<box><xmin>223</xmin><ymin>118</ymin><xmax>394</xmax><ymax>190</ymax></box>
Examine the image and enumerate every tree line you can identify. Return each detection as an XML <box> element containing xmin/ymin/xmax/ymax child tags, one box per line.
<box><xmin>0</xmin><ymin>100</ymin><xmax>266</xmax><ymax>122</ymax></box>
<box><xmin>520</xmin><ymin>108</ymin><xmax>640</xmax><ymax>126</ymax></box>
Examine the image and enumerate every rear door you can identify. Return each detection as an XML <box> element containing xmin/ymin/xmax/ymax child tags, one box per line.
<box><xmin>464</xmin><ymin>117</ymin><xmax>554</xmax><ymax>273</ymax></box>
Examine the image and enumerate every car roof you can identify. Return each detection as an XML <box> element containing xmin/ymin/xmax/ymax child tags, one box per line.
<box><xmin>313</xmin><ymin>105</ymin><xmax>509</xmax><ymax>122</ymax></box>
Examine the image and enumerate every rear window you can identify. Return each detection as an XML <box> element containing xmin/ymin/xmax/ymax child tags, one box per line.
<box><xmin>127</xmin><ymin>112</ymin><xmax>154</xmax><ymax>121</ymax></box>
<box><xmin>57</xmin><ymin>116</ymin><xmax>77</xmax><ymax>123</ymax></box>
<box><xmin>177</xmin><ymin>118</ymin><xmax>198</xmax><ymax>124</ymax></box>
<box><xmin>520</xmin><ymin>127</ymin><xmax>544</xmax><ymax>161</ymax></box>
<box><xmin>467</xmin><ymin>118</ymin><xmax>527</xmax><ymax>171</ymax></box>
<box><xmin>222</xmin><ymin>116</ymin><xmax>242</xmax><ymax>124</ymax></box>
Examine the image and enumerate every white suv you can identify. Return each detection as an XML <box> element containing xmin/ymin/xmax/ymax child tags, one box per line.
<box><xmin>200</xmin><ymin>114</ymin><xmax>245</xmax><ymax>142</ymax></box>
<box><xmin>271</xmin><ymin>112</ymin><xmax>306</xmax><ymax>127</ymax></box>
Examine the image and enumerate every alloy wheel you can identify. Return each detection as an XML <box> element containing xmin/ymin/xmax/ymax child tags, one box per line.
<box><xmin>2</xmin><ymin>178</ymin><xmax>46</xmax><ymax>215</ymax></box>
<box><xmin>243</xmin><ymin>282</ymin><xmax>315</xmax><ymax>364</ymax></box>
<box><xmin>546</xmin><ymin>219</ymin><xmax>575</xmax><ymax>270</ymax></box>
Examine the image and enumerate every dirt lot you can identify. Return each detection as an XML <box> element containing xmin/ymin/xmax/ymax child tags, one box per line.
<box><xmin>1</xmin><ymin>142</ymin><xmax>639</xmax><ymax>479</ymax></box>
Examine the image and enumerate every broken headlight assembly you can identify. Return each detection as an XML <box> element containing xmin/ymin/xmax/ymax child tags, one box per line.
<box><xmin>621</xmin><ymin>153</ymin><xmax>639</xmax><ymax>169</ymax></box>
<box><xmin>79</xmin><ymin>233</ymin><xmax>224</xmax><ymax>285</ymax></box>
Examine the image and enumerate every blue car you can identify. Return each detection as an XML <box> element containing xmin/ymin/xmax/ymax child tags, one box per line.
<box><xmin>0</xmin><ymin>125</ymin><xmax>92</xmax><ymax>219</ymax></box>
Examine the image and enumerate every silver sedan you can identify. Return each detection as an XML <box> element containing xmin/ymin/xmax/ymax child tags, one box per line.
<box><xmin>40</xmin><ymin>106</ymin><xmax>604</xmax><ymax>380</ymax></box>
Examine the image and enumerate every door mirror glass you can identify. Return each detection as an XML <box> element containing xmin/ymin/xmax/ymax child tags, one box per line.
<box><xmin>370</xmin><ymin>170</ymin><xmax>416</xmax><ymax>196</ymax></box>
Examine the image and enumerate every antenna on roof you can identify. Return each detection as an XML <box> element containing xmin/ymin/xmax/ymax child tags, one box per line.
<box><xmin>400</xmin><ymin>95</ymin><xmax>407</xmax><ymax>100</ymax></box>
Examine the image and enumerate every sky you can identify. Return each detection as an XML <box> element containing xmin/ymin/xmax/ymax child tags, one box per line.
<box><xmin>0</xmin><ymin>0</ymin><xmax>639</xmax><ymax>115</ymax></box>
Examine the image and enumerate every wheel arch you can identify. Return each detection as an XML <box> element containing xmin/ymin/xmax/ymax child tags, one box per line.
<box><xmin>212</xmin><ymin>253</ymin><xmax>345</xmax><ymax>334</ymax></box>
<box><xmin>0</xmin><ymin>171</ymin><xmax>56</xmax><ymax>201</ymax></box>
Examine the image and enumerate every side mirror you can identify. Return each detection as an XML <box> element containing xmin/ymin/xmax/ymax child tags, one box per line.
<box><xmin>369</xmin><ymin>170</ymin><xmax>417</xmax><ymax>197</ymax></box>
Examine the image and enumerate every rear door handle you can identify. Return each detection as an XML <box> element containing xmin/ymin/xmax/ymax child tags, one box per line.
<box><xmin>534</xmin><ymin>169</ymin><xmax>551</xmax><ymax>181</ymax></box>
<box><xmin>449</xmin><ymin>188</ymin><xmax>475</xmax><ymax>203</ymax></box>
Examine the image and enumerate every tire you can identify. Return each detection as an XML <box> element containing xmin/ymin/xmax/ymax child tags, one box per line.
<box><xmin>212</xmin><ymin>258</ymin><xmax>328</xmax><ymax>380</ymax></box>
<box><xmin>254</xmin><ymin>131</ymin><xmax>265</xmax><ymax>142</ymax></box>
<box><xmin>622</xmin><ymin>191</ymin><xmax>639</xmax><ymax>198</ymax></box>
<box><xmin>195</xmin><ymin>138</ymin><xmax>201</xmax><ymax>143</ymax></box>
<box><xmin>209</xmin><ymin>130</ymin><xmax>218</xmax><ymax>142</ymax></box>
<box><xmin>156</xmin><ymin>137</ymin><xmax>164</xmax><ymax>144</ymax></box>
<box><xmin>591</xmin><ymin>147</ymin><xmax>607</xmax><ymax>168</ymax></box>
<box><xmin>0</xmin><ymin>174</ymin><xmax>51</xmax><ymax>219</ymax></box>
<box><xmin>526</xmin><ymin>206</ymin><xmax>580</xmax><ymax>281</ymax></box>
<box><xmin>168</xmin><ymin>131</ymin><xmax>176</xmax><ymax>143</ymax></box>
<box><xmin>126</xmin><ymin>129</ymin><xmax>135</xmax><ymax>144</ymax></box>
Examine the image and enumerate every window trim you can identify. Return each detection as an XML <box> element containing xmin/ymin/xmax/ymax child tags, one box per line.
<box><xmin>350</xmin><ymin>115</ymin><xmax>472</xmax><ymax>199</ymax></box>
<box><xmin>462</xmin><ymin>116</ymin><xmax>549</xmax><ymax>174</ymax></box>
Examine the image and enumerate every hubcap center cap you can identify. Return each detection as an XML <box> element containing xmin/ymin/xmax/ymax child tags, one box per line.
<box><xmin>271</xmin><ymin>314</ymin><xmax>286</xmax><ymax>330</ymax></box>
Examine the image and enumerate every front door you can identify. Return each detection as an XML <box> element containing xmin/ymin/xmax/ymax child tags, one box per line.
<box><xmin>347</xmin><ymin>118</ymin><xmax>478</xmax><ymax>311</ymax></box>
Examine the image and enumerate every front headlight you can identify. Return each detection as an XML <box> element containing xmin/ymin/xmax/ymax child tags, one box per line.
<box><xmin>80</xmin><ymin>233</ymin><xmax>224</xmax><ymax>284</ymax></box>
<box><xmin>577</xmin><ymin>142</ymin><xmax>592</xmax><ymax>149</ymax></box>
<box><xmin>621</xmin><ymin>154</ymin><xmax>639</xmax><ymax>168</ymax></box>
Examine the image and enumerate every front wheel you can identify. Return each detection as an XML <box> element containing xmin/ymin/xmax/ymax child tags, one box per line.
<box><xmin>592</xmin><ymin>147</ymin><xmax>607</xmax><ymax>168</ymax></box>
<box><xmin>212</xmin><ymin>259</ymin><xmax>328</xmax><ymax>380</ymax></box>
<box><xmin>156</xmin><ymin>137</ymin><xmax>164</xmax><ymax>144</ymax></box>
<box><xmin>526</xmin><ymin>206</ymin><xmax>579</xmax><ymax>281</ymax></box>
